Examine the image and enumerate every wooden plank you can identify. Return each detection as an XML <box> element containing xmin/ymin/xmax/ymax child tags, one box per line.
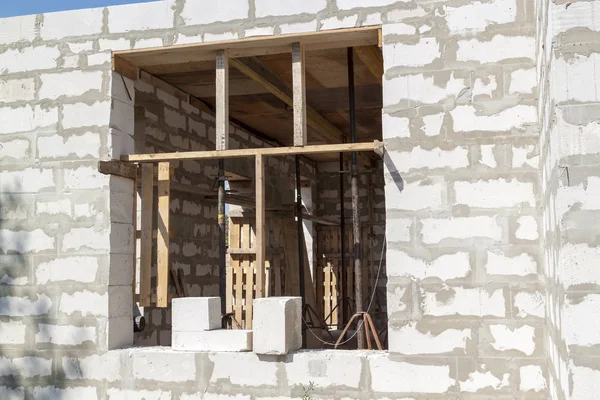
<box><xmin>113</xmin><ymin>27</ymin><xmax>379</xmax><ymax>69</ymax></box>
<box><xmin>354</xmin><ymin>46</ymin><xmax>383</xmax><ymax>81</ymax></box>
<box><xmin>122</xmin><ymin>141</ymin><xmax>378</xmax><ymax>162</ymax></box>
<box><xmin>132</xmin><ymin>171</ymin><xmax>138</xmax><ymax>303</ymax></box>
<box><xmin>292</xmin><ymin>42</ymin><xmax>307</xmax><ymax>147</ymax></box>
<box><xmin>234</xmin><ymin>257</ymin><xmax>243</xmax><ymax>327</ymax></box>
<box><xmin>216</xmin><ymin>49</ymin><xmax>229</xmax><ymax>151</ymax></box>
<box><xmin>98</xmin><ymin>160</ymin><xmax>137</xmax><ymax>180</ymax></box>
<box><xmin>112</xmin><ymin>53</ymin><xmax>138</xmax><ymax>81</ymax></box>
<box><xmin>244</xmin><ymin>257</ymin><xmax>254</xmax><ymax>329</ymax></box>
<box><xmin>139</xmin><ymin>164</ymin><xmax>154</xmax><ymax>307</ymax></box>
<box><xmin>156</xmin><ymin>162</ymin><xmax>170</xmax><ymax>308</ymax></box>
<box><xmin>324</xmin><ymin>259</ymin><xmax>331</xmax><ymax>325</ymax></box>
<box><xmin>255</xmin><ymin>154</ymin><xmax>265</xmax><ymax>299</ymax></box>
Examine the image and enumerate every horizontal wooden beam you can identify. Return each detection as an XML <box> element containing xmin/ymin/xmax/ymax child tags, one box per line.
<box><xmin>122</xmin><ymin>141</ymin><xmax>379</xmax><ymax>163</ymax></box>
<box><xmin>98</xmin><ymin>160</ymin><xmax>137</xmax><ymax>180</ymax></box>
<box><xmin>113</xmin><ymin>27</ymin><xmax>380</xmax><ymax>72</ymax></box>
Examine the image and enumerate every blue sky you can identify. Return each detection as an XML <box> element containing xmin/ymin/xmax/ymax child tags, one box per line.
<box><xmin>0</xmin><ymin>0</ymin><xmax>158</xmax><ymax>18</ymax></box>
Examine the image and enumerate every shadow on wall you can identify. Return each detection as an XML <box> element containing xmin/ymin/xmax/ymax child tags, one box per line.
<box><xmin>0</xmin><ymin>186</ymin><xmax>71</xmax><ymax>399</ymax></box>
<box><xmin>382</xmin><ymin>150</ymin><xmax>404</xmax><ymax>194</ymax></box>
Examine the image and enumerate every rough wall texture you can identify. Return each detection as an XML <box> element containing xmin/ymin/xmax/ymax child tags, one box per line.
<box><xmin>539</xmin><ymin>0</ymin><xmax>600</xmax><ymax>398</ymax></box>
<box><xmin>0</xmin><ymin>0</ymin><xmax>598</xmax><ymax>398</ymax></box>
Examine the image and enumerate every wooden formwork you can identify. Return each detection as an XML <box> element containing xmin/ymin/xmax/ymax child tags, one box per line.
<box><xmin>226</xmin><ymin>215</ymin><xmax>285</xmax><ymax>329</ymax></box>
<box><xmin>316</xmin><ymin>225</ymin><xmax>372</xmax><ymax>330</ymax></box>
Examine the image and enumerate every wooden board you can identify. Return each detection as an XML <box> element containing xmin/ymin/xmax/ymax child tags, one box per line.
<box><xmin>156</xmin><ymin>162</ymin><xmax>170</xmax><ymax>308</ymax></box>
<box><xmin>113</xmin><ymin>27</ymin><xmax>380</xmax><ymax>73</ymax></box>
<box><xmin>139</xmin><ymin>164</ymin><xmax>154</xmax><ymax>307</ymax></box>
<box><xmin>255</xmin><ymin>154</ymin><xmax>265</xmax><ymax>298</ymax></box>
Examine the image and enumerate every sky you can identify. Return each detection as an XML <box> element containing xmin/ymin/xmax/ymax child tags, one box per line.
<box><xmin>0</xmin><ymin>0</ymin><xmax>159</xmax><ymax>18</ymax></box>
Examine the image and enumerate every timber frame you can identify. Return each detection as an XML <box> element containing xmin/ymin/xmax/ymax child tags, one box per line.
<box><xmin>108</xmin><ymin>26</ymin><xmax>385</xmax><ymax>349</ymax></box>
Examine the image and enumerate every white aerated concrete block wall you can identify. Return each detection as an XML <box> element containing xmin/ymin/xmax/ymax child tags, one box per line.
<box><xmin>0</xmin><ymin>0</ymin><xmax>596</xmax><ymax>398</ymax></box>
<box><xmin>173</xmin><ymin>330</ymin><xmax>253</xmax><ymax>352</ymax></box>
<box><xmin>253</xmin><ymin>297</ymin><xmax>302</xmax><ymax>355</ymax></box>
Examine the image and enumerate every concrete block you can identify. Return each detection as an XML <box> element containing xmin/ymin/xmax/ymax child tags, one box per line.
<box><xmin>132</xmin><ymin>350</ymin><xmax>196</xmax><ymax>382</ymax></box>
<box><xmin>480</xmin><ymin>144</ymin><xmax>497</xmax><ymax>167</ymax></box>
<box><xmin>252</xmin><ymin>297</ymin><xmax>301</xmax><ymax>355</ymax></box>
<box><xmin>510</xmin><ymin>68</ymin><xmax>536</xmax><ymax>94</ymax></box>
<box><xmin>0</xmin><ymin>230</ymin><xmax>54</xmax><ymax>254</ymax></box>
<box><xmin>108</xmin><ymin>1</ymin><xmax>173</xmax><ymax>32</ymax></box>
<box><xmin>488</xmin><ymin>324</ymin><xmax>536</xmax><ymax>356</ymax></box>
<box><xmin>423</xmin><ymin>113</ymin><xmax>444</xmax><ymax>136</ymax></box>
<box><xmin>571</xmin><ymin>363</ymin><xmax>600</xmax><ymax>400</ymax></box>
<box><xmin>485</xmin><ymin>250</ymin><xmax>537</xmax><ymax>277</ymax></box>
<box><xmin>99</xmin><ymin>38</ymin><xmax>131</xmax><ymax>51</ymax></box>
<box><xmin>172</xmin><ymin>297</ymin><xmax>221</xmax><ymax>332</ymax></box>
<box><xmin>457</xmin><ymin>35</ymin><xmax>534</xmax><ymax>63</ymax></box>
<box><xmin>35</xmin><ymin>256</ymin><xmax>99</xmax><ymax>284</ymax></box>
<box><xmin>174</xmin><ymin>33</ymin><xmax>203</xmax><ymax>45</ymax></box>
<box><xmin>0</xmin><ymin>105</ymin><xmax>58</xmax><ymax>134</ymax></box>
<box><xmin>36</xmin><ymin>324</ymin><xmax>96</xmax><ymax>346</ymax></box>
<box><xmin>0</xmin><ymin>78</ymin><xmax>35</xmax><ymax>102</ymax></box>
<box><xmin>386</xmin><ymin>217</ymin><xmax>411</xmax><ymax>242</ymax></box>
<box><xmin>59</xmin><ymin>291</ymin><xmax>108</xmax><ymax>317</ymax></box>
<box><xmin>387</xmin><ymin>249</ymin><xmax>470</xmax><ymax>280</ymax></box>
<box><xmin>255</xmin><ymin>0</ymin><xmax>325</xmax><ymax>17</ymax></box>
<box><xmin>181</xmin><ymin>0</ymin><xmax>249</xmax><ymax>25</ymax></box>
<box><xmin>370</xmin><ymin>354</ymin><xmax>455</xmax><ymax>393</ymax></box>
<box><xmin>564</xmin><ymin>294</ymin><xmax>600</xmax><ymax>347</ymax></box>
<box><xmin>39</xmin><ymin>70</ymin><xmax>102</xmax><ymax>100</ymax></box>
<box><xmin>515</xmin><ymin>216</ymin><xmax>538</xmax><ymax>240</ymax></box>
<box><xmin>1</xmin><ymin>168</ymin><xmax>54</xmax><ymax>193</ymax></box>
<box><xmin>512</xmin><ymin>145</ymin><xmax>538</xmax><ymax>168</ymax></box>
<box><xmin>561</xmin><ymin>243</ymin><xmax>600</xmax><ymax>287</ymax></box>
<box><xmin>33</xmin><ymin>386</ymin><xmax>98</xmax><ymax>400</ymax></box>
<box><xmin>385</xmin><ymin>72</ymin><xmax>466</xmax><ymax>106</ymax></box>
<box><xmin>62</xmin><ymin>101</ymin><xmax>111</xmax><ymax>129</ymax></box>
<box><xmin>0</xmin><ymin>46</ymin><xmax>60</xmax><ymax>73</ymax></box>
<box><xmin>0</xmin><ymin>387</ymin><xmax>23</xmax><ymax>400</ymax></box>
<box><xmin>385</xmin><ymin>178</ymin><xmax>443</xmax><ymax>211</ymax></box>
<box><xmin>63</xmin><ymin>165</ymin><xmax>109</xmax><ymax>190</ymax></box>
<box><xmin>38</xmin><ymin>132</ymin><xmax>101</xmax><ymax>159</ymax></box>
<box><xmin>286</xmin><ymin>351</ymin><xmax>363</xmax><ymax>388</ymax></box>
<box><xmin>421</xmin><ymin>216</ymin><xmax>502</xmax><ymax>244</ymax></box>
<box><xmin>173</xmin><ymin>330</ymin><xmax>252</xmax><ymax>352</ymax></box>
<box><xmin>513</xmin><ymin>291</ymin><xmax>545</xmax><ymax>318</ymax></box>
<box><xmin>422</xmin><ymin>287</ymin><xmax>505</xmax><ymax>317</ymax></box>
<box><xmin>106</xmin><ymin>317</ymin><xmax>133</xmax><ymax>350</ymax></box>
<box><xmin>63</xmin><ymin>352</ymin><xmax>121</xmax><ymax>382</ymax></box>
<box><xmin>459</xmin><ymin>369</ymin><xmax>510</xmax><ymax>392</ymax></box>
<box><xmin>41</xmin><ymin>8</ymin><xmax>103</xmax><ymax>40</ymax></box>
<box><xmin>0</xmin><ymin>15</ymin><xmax>37</xmax><ymax>44</ymax></box>
<box><xmin>445</xmin><ymin>0</ymin><xmax>516</xmax><ymax>35</ymax></box>
<box><xmin>321</xmin><ymin>15</ymin><xmax>358</xmax><ymax>30</ymax></box>
<box><xmin>383</xmin><ymin>37</ymin><xmax>440</xmax><ymax>69</ymax></box>
<box><xmin>0</xmin><ymin>356</ymin><xmax>50</xmax><ymax>377</ymax></box>
<box><xmin>0</xmin><ymin>138</ymin><xmax>30</xmax><ymax>162</ymax></box>
<box><xmin>451</xmin><ymin>105</ymin><xmax>536</xmax><ymax>132</ymax></box>
<box><xmin>389</xmin><ymin>321</ymin><xmax>472</xmax><ymax>355</ymax></box>
<box><xmin>455</xmin><ymin>178</ymin><xmax>535</xmax><ymax>208</ymax></box>
<box><xmin>382</xmin><ymin>112</ymin><xmax>409</xmax><ymax>139</ymax></box>
<box><xmin>209</xmin><ymin>353</ymin><xmax>277</xmax><ymax>386</ymax></box>
<box><xmin>110</xmin><ymin>223</ymin><xmax>134</xmax><ymax>254</ymax></box>
<box><xmin>519</xmin><ymin>365</ymin><xmax>546</xmax><ymax>392</ymax></box>
<box><xmin>107</xmin><ymin>389</ymin><xmax>171</xmax><ymax>400</ymax></box>
<box><xmin>36</xmin><ymin>198</ymin><xmax>71</xmax><ymax>216</ymax></box>
<box><xmin>182</xmin><ymin>394</ymin><xmax>250</xmax><ymax>400</ymax></box>
<box><xmin>245</xmin><ymin>27</ymin><xmax>275</xmax><ymax>38</ymax></box>
<box><xmin>205</xmin><ymin>32</ymin><xmax>239</xmax><ymax>42</ymax></box>
<box><xmin>68</xmin><ymin>41</ymin><xmax>94</xmax><ymax>53</ymax></box>
<box><xmin>0</xmin><ymin>321</ymin><xmax>27</xmax><ymax>345</ymax></box>
<box><xmin>62</xmin><ymin>227</ymin><xmax>109</xmax><ymax>252</ymax></box>
<box><xmin>339</xmin><ymin>0</ymin><xmax>406</xmax><ymax>9</ymax></box>
<box><xmin>279</xmin><ymin>21</ymin><xmax>318</xmax><ymax>35</ymax></box>
<box><xmin>88</xmin><ymin>52</ymin><xmax>112</xmax><ymax>66</ymax></box>
<box><xmin>384</xmin><ymin>146</ymin><xmax>469</xmax><ymax>174</ymax></box>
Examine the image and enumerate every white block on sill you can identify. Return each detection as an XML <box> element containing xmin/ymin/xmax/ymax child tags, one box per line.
<box><xmin>172</xmin><ymin>329</ymin><xmax>252</xmax><ymax>352</ymax></box>
<box><xmin>253</xmin><ymin>296</ymin><xmax>302</xmax><ymax>355</ymax></box>
<box><xmin>172</xmin><ymin>297</ymin><xmax>221</xmax><ymax>332</ymax></box>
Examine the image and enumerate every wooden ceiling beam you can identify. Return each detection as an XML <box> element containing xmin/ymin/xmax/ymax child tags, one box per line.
<box><xmin>229</xmin><ymin>56</ymin><xmax>373</xmax><ymax>166</ymax></box>
<box><xmin>354</xmin><ymin>45</ymin><xmax>384</xmax><ymax>81</ymax></box>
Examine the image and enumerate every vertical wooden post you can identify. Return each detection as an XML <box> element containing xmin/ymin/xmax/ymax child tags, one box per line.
<box><xmin>156</xmin><ymin>162</ymin><xmax>170</xmax><ymax>308</ymax></box>
<box><xmin>140</xmin><ymin>164</ymin><xmax>154</xmax><ymax>307</ymax></box>
<box><xmin>255</xmin><ymin>154</ymin><xmax>265</xmax><ymax>299</ymax></box>
<box><xmin>216</xmin><ymin>50</ymin><xmax>229</xmax><ymax>151</ymax></box>
<box><xmin>292</xmin><ymin>42</ymin><xmax>307</xmax><ymax>147</ymax></box>
<box><xmin>131</xmin><ymin>166</ymin><xmax>139</xmax><ymax>302</ymax></box>
<box><xmin>216</xmin><ymin>49</ymin><xmax>229</xmax><ymax>315</ymax></box>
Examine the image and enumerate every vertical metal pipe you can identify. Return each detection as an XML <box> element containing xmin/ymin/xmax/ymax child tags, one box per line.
<box><xmin>218</xmin><ymin>159</ymin><xmax>226</xmax><ymax>317</ymax></box>
<box><xmin>348</xmin><ymin>47</ymin><xmax>364</xmax><ymax>349</ymax></box>
<box><xmin>339</xmin><ymin>153</ymin><xmax>347</xmax><ymax>326</ymax></box>
<box><xmin>296</xmin><ymin>155</ymin><xmax>306</xmax><ymax>348</ymax></box>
